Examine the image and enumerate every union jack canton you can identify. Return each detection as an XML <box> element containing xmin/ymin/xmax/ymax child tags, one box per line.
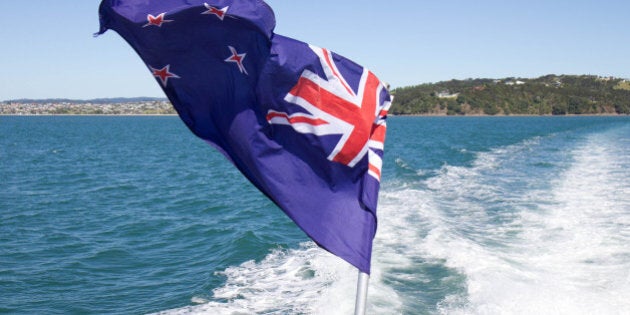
<box><xmin>97</xmin><ymin>0</ymin><xmax>392</xmax><ymax>274</ymax></box>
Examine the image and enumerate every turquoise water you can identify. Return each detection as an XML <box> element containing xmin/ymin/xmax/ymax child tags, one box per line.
<box><xmin>1</xmin><ymin>116</ymin><xmax>629</xmax><ymax>314</ymax></box>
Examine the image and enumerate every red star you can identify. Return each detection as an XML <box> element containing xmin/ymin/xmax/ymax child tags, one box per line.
<box><xmin>225</xmin><ymin>46</ymin><xmax>248</xmax><ymax>75</ymax></box>
<box><xmin>150</xmin><ymin>65</ymin><xmax>180</xmax><ymax>87</ymax></box>
<box><xmin>143</xmin><ymin>13</ymin><xmax>173</xmax><ymax>27</ymax></box>
<box><xmin>202</xmin><ymin>3</ymin><xmax>229</xmax><ymax>20</ymax></box>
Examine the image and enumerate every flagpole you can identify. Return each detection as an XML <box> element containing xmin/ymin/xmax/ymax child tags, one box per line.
<box><xmin>354</xmin><ymin>271</ymin><xmax>370</xmax><ymax>315</ymax></box>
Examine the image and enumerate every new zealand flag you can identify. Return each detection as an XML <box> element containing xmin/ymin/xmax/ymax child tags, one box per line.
<box><xmin>97</xmin><ymin>0</ymin><xmax>392</xmax><ymax>274</ymax></box>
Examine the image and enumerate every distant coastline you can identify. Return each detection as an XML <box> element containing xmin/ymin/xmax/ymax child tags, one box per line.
<box><xmin>391</xmin><ymin>75</ymin><xmax>630</xmax><ymax>116</ymax></box>
<box><xmin>2</xmin><ymin>100</ymin><xmax>627</xmax><ymax>117</ymax></box>
<box><xmin>3</xmin><ymin>75</ymin><xmax>630</xmax><ymax>116</ymax></box>
<box><xmin>0</xmin><ymin>99</ymin><xmax>176</xmax><ymax>116</ymax></box>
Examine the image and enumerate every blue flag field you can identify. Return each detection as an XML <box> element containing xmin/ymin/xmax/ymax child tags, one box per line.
<box><xmin>97</xmin><ymin>0</ymin><xmax>392</xmax><ymax>274</ymax></box>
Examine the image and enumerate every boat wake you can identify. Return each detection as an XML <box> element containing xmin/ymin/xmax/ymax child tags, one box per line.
<box><xmin>157</xmin><ymin>124</ymin><xmax>630</xmax><ymax>315</ymax></box>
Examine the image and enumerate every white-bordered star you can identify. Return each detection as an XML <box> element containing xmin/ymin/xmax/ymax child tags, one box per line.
<box><xmin>143</xmin><ymin>13</ymin><xmax>173</xmax><ymax>27</ymax></box>
<box><xmin>150</xmin><ymin>65</ymin><xmax>180</xmax><ymax>87</ymax></box>
<box><xmin>202</xmin><ymin>3</ymin><xmax>229</xmax><ymax>20</ymax></box>
<box><xmin>225</xmin><ymin>46</ymin><xmax>248</xmax><ymax>75</ymax></box>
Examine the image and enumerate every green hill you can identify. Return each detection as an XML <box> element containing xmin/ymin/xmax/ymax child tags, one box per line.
<box><xmin>391</xmin><ymin>75</ymin><xmax>630</xmax><ymax>115</ymax></box>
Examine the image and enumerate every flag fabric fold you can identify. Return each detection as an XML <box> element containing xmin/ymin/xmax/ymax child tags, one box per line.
<box><xmin>98</xmin><ymin>0</ymin><xmax>391</xmax><ymax>274</ymax></box>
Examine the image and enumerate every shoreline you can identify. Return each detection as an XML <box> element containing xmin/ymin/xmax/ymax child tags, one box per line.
<box><xmin>2</xmin><ymin>113</ymin><xmax>627</xmax><ymax>117</ymax></box>
<box><xmin>391</xmin><ymin>113</ymin><xmax>628</xmax><ymax>117</ymax></box>
<box><xmin>0</xmin><ymin>114</ymin><xmax>179</xmax><ymax>117</ymax></box>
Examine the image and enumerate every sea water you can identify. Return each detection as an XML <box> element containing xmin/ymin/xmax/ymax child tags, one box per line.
<box><xmin>1</xmin><ymin>116</ymin><xmax>628</xmax><ymax>314</ymax></box>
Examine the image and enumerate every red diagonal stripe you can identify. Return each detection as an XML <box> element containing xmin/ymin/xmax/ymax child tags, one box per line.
<box><xmin>288</xmin><ymin>71</ymin><xmax>380</xmax><ymax>165</ymax></box>
<box><xmin>369</xmin><ymin>163</ymin><xmax>381</xmax><ymax>179</ymax></box>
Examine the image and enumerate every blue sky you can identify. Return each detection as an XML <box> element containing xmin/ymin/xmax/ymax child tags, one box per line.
<box><xmin>1</xmin><ymin>0</ymin><xmax>628</xmax><ymax>100</ymax></box>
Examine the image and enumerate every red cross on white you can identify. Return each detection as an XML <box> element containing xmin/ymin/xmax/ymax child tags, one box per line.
<box><xmin>224</xmin><ymin>46</ymin><xmax>248</xmax><ymax>75</ymax></box>
<box><xmin>143</xmin><ymin>13</ymin><xmax>173</xmax><ymax>27</ymax></box>
<box><xmin>266</xmin><ymin>45</ymin><xmax>391</xmax><ymax>180</ymax></box>
<box><xmin>150</xmin><ymin>65</ymin><xmax>180</xmax><ymax>87</ymax></box>
<box><xmin>202</xmin><ymin>3</ymin><xmax>229</xmax><ymax>20</ymax></box>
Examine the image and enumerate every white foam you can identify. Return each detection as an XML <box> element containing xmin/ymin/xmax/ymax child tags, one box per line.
<box><xmin>153</xmin><ymin>241</ymin><xmax>402</xmax><ymax>315</ymax></box>
<box><xmin>421</xmin><ymin>130</ymin><xmax>630</xmax><ymax>315</ymax></box>
<box><xmin>151</xmin><ymin>244</ymin><xmax>345</xmax><ymax>314</ymax></box>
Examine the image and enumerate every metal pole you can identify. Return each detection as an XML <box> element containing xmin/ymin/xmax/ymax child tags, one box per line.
<box><xmin>354</xmin><ymin>271</ymin><xmax>370</xmax><ymax>315</ymax></box>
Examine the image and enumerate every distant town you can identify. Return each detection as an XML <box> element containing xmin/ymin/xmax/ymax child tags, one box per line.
<box><xmin>0</xmin><ymin>99</ymin><xmax>176</xmax><ymax>115</ymax></box>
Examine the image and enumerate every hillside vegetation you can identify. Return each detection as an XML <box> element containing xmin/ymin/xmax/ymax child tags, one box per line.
<box><xmin>391</xmin><ymin>75</ymin><xmax>630</xmax><ymax>115</ymax></box>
